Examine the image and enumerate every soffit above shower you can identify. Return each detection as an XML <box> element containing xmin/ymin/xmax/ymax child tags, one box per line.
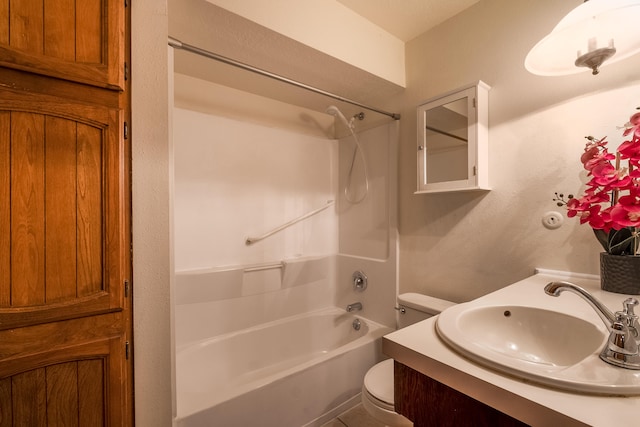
<box><xmin>169</xmin><ymin>0</ymin><xmax>403</xmax><ymax>118</ymax></box>
<box><xmin>203</xmin><ymin>0</ymin><xmax>406</xmax><ymax>87</ymax></box>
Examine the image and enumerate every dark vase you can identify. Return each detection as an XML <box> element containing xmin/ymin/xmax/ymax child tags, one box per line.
<box><xmin>600</xmin><ymin>252</ymin><xmax>640</xmax><ymax>295</ymax></box>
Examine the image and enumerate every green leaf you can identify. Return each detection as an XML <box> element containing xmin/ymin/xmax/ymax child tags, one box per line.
<box><xmin>608</xmin><ymin>228</ymin><xmax>635</xmax><ymax>255</ymax></box>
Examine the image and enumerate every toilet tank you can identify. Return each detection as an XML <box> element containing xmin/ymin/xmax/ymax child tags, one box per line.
<box><xmin>396</xmin><ymin>293</ymin><xmax>454</xmax><ymax>329</ymax></box>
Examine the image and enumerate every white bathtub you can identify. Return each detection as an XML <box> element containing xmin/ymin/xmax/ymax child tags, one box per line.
<box><xmin>175</xmin><ymin>307</ymin><xmax>392</xmax><ymax>427</ymax></box>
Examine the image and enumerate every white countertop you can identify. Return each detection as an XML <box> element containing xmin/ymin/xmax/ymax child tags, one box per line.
<box><xmin>383</xmin><ymin>270</ymin><xmax>640</xmax><ymax>427</ymax></box>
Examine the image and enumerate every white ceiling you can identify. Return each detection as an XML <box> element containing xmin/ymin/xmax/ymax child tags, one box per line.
<box><xmin>336</xmin><ymin>0</ymin><xmax>481</xmax><ymax>42</ymax></box>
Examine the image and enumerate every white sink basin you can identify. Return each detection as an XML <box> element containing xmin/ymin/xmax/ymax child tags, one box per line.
<box><xmin>443</xmin><ymin>305</ymin><xmax>603</xmax><ymax>366</ymax></box>
<box><xmin>436</xmin><ymin>303</ymin><xmax>640</xmax><ymax>395</ymax></box>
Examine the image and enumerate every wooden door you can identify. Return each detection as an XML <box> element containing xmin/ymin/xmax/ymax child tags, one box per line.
<box><xmin>0</xmin><ymin>0</ymin><xmax>124</xmax><ymax>90</ymax></box>
<box><xmin>0</xmin><ymin>0</ymin><xmax>132</xmax><ymax>425</ymax></box>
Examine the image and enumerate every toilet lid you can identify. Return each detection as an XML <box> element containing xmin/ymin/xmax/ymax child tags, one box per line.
<box><xmin>364</xmin><ymin>359</ymin><xmax>395</xmax><ymax>405</ymax></box>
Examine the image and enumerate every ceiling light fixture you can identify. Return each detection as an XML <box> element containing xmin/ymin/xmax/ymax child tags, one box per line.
<box><xmin>525</xmin><ymin>0</ymin><xmax>640</xmax><ymax>76</ymax></box>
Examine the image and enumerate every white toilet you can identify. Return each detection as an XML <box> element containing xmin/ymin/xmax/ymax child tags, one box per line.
<box><xmin>361</xmin><ymin>293</ymin><xmax>454</xmax><ymax>426</ymax></box>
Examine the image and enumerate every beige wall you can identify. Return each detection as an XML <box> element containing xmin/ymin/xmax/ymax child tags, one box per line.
<box><xmin>132</xmin><ymin>0</ymin><xmax>174</xmax><ymax>425</ymax></box>
<box><xmin>397</xmin><ymin>0</ymin><xmax>640</xmax><ymax>302</ymax></box>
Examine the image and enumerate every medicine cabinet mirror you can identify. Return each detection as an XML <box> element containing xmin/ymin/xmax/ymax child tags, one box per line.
<box><xmin>416</xmin><ymin>81</ymin><xmax>490</xmax><ymax>193</ymax></box>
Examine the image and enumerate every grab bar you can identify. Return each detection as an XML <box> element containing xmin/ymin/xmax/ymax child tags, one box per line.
<box><xmin>243</xmin><ymin>263</ymin><xmax>283</xmax><ymax>273</ymax></box>
<box><xmin>245</xmin><ymin>200</ymin><xmax>335</xmax><ymax>245</ymax></box>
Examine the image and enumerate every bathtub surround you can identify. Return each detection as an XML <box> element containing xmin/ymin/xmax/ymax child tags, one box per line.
<box><xmin>172</xmin><ymin>73</ymin><xmax>399</xmax><ymax>424</ymax></box>
<box><xmin>336</xmin><ymin>120</ymin><xmax>399</xmax><ymax>329</ymax></box>
<box><xmin>174</xmin><ymin>256</ymin><xmax>335</xmax><ymax>347</ymax></box>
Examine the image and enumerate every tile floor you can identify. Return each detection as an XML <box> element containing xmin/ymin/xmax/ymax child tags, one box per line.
<box><xmin>320</xmin><ymin>403</ymin><xmax>386</xmax><ymax>427</ymax></box>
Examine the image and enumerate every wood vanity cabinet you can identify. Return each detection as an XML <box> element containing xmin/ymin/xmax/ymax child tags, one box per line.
<box><xmin>0</xmin><ymin>0</ymin><xmax>132</xmax><ymax>425</ymax></box>
<box><xmin>394</xmin><ymin>361</ymin><xmax>529</xmax><ymax>427</ymax></box>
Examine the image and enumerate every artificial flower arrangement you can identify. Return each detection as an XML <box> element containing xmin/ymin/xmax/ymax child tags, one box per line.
<box><xmin>554</xmin><ymin>108</ymin><xmax>640</xmax><ymax>257</ymax></box>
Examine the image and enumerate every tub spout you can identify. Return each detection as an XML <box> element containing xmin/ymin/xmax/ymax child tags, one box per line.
<box><xmin>347</xmin><ymin>302</ymin><xmax>362</xmax><ymax>312</ymax></box>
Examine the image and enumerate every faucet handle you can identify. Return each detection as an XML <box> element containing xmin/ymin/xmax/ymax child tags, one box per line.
<box><xmin>623</xmin><ymin>298</ymin><xmax>639</xmax><ymax>317</ymax></box>
<box><xmin>620</xmin><ymin>298</ymin><xmax>640</xmax><ymax>338</ymax></box>
<box><xmin>608</xmin><ymin>322</ymin><xmax>638</xmax><ymax>356</ymax></box>
<box><xmin>617</xmin><ymin>298</ymin><xmax>639</xmax><ymax>323</ymax></box>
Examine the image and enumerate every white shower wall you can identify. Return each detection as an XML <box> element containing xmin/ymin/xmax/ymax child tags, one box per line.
<box><xmin>335</xmin><ymin>122</ymin><xmax>399</xmax><ymax>328</ymax></box>
<box><xmin>173</xmin><ymin>104</ymin><xmax>342</xmax><ymax>342</ymax></box>
<box><xmin>172</xmin><ymin>74</ymin><xmax>398</xmax><ymax>334</ymax></box>
<box><xmin>173</xmin><ymin>107</ymin><xmax>339</xmax><ymax>271</ymax></box>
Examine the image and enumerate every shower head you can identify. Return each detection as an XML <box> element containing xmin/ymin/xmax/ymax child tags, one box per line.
<box><xmin>326</xmin><ymin>105</ymin><xmax>352</xmax><ymax>129</ymax></box>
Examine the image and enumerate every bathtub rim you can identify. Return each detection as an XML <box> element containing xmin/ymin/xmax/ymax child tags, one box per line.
<box><xmin>175</xmin><ymin>306</ymin><xmax>393</xmax><ymax>420</ymax></box>
<box><xmin>176</xmin><ymin>305</ymin><xmax>387</xmax><ymax>353</ymax></box>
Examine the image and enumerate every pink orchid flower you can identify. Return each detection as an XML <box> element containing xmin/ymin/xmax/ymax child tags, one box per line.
<box><xmin>610</xmin><ymin>194</ymin><xmax>640</xmax><ymax>228</ymax></box>
<box><xmin>622</xmin><ymin>112</ymin><xmax>640</xmax><ymax>138</ymax></box>
<box><xmin>564</xmin><ymin>112</ymin><xmax>640</xmax><ymax>255</ymax></box>
<box><xmin>567</xmin><ymin>198</ymin><xmax>609</xmax><ymax>229</ymax></box>
<box><xmin>582</xmin><ymin>150</ymin><xmax>615</xmax><ymax>172</ymax></box>
<box><xmin>618</xmin><ymin>137</ymin><xmax>640</xmax><ymax>165</ymax></box>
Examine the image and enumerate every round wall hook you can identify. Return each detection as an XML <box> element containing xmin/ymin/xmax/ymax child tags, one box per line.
<box><xmin>352</xmin><ymin>270</ymin><xmax>368</xmax><ymax>291</ymax></box>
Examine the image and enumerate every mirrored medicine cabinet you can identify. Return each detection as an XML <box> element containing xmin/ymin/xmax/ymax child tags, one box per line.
<box><xmin>416</xmin><ymin>81</ymin><xmax>490</xmax><ymax>194</ymax></box>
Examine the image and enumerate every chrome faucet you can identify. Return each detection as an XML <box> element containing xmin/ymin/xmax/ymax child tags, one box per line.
<box><xmin>346</xmin><ymin>302</ymin><xmax>362</xmax><ymax>312</ymax></box>
<box><xmin>545</xmin><ymin>281</ymin><xmax>640</xmax><ymax>370</ymax></box>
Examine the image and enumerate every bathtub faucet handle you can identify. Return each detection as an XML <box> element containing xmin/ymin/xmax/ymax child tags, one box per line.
<box><xmin>352</xmin><ymin>271</ymin><xmax>367</xmax><ymax>291</ymax></box>
<box><xmin>347</xmin><ymin>302</ymin><xmax>362</xmax><ymax>312</ymax></box>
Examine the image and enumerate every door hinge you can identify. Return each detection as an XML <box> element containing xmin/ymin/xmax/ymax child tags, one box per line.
<box><xmin>124</xmin><ymin>121</ymin><xmax>128</xmax><ymax>140</ymax></box>
<box><xmin>125</xmin><ymin>0</ymin><xmax>129</xmax><ymax>7</ymax></box>
<box><xmin>473</xmin><ymin>97</ymin><xmax>477</xmax><ymax>108</ymax></box>
<box><xmin>473</xmin><ymin>165</ymin><xmax>477</xmax><ymax>176</ymax></box>
<box><xmin>124</xmin><ymin>62</ymin><xmax>128</xmax><ymax>81</ymax></box>
<box><xmin>124</xmin><ymin>279</ymin><xmax>130</xmax><ymax>297</ymax></box>
<box><xmin>125</xmin><ymin>341</ymin><xmax>130</xmax><ymax>360</ymax></box>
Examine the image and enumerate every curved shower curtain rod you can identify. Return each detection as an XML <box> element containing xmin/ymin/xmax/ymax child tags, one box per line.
<box><xmin>168</xmin><ymin>36</ymin><xmax>401</xmax><ymax>120</ymax></box>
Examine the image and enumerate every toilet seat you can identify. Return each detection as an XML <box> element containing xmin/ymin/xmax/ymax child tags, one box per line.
<box><xmin>363</xmin><ymin>359</ymin><xmax>395</xmax><ymax>407</ymax></box>
<box><xmin>362</xmin><ymin>359</ymin><xmax>412</xmax><ymax>427</ymax></box>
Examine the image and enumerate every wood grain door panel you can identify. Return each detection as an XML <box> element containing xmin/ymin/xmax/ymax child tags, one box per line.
<box><xmin>0</xmin><ymin>314</ymin><xmax>126</xmax><ymax>426</ymax></box>
<box><xmin>0</xmin><ymin>0</ymin><xmax>124</xmax><ymax>90</ymax></box>
<box><xmin>0</xmin><ymin>89</ymin><xmax>125</xmax><ymax>331</ymax></box>
<box><xmin>0</xmin><ymin>0</ymin><xmax>132</xmax><ymax>424</ymax></box>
